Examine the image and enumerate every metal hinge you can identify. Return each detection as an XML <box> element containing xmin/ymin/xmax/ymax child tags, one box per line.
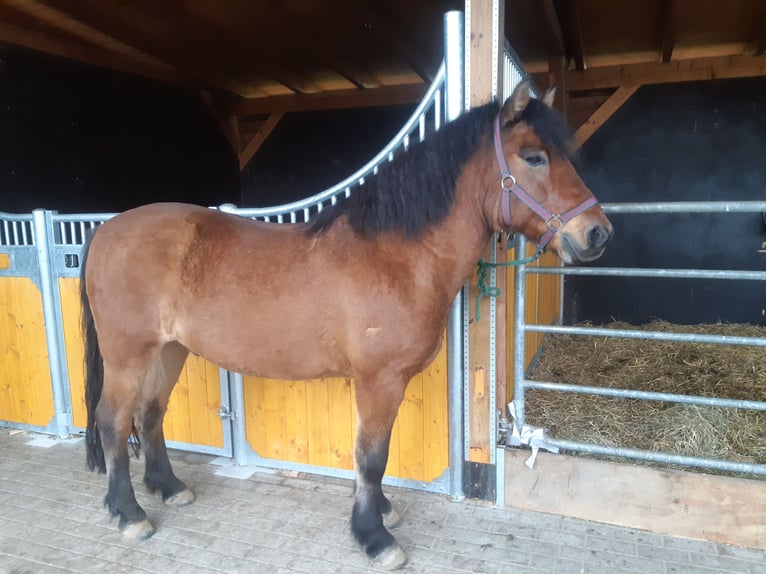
<box><xmin>217</xmin><ymin>405</ymin><xmax>236</xmax><ymax>420</ymax></box>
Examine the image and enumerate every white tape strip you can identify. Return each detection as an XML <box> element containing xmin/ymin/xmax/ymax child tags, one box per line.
<box><xmin>507</xmin><ymin>402</ymin><xmax>559</xmax><ymax>469</ymax></box>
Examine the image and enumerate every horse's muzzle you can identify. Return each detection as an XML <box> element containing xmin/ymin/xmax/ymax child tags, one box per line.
<box><xmin>558</xmin><ymin>223</ymin><xmax>613</xmax><ymax>264</ymax></box>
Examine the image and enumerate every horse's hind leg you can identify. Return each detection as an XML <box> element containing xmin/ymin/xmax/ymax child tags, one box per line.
<box><xmin>351</xmin><ymin>372</ymin><xmax>408</xmax><ymax>570</ymax></box>
<box><xmin>97</xmin><ymin>364</ymin><xmax>155</xmax><ymax>540</ymax></box>
<box><xmin>136</xmin><ymin>342</ymin><xmax>194</xmax><ymax>507</ymax></box>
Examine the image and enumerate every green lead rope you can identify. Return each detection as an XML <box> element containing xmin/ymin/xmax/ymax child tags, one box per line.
<box><xmin>474</xmin><ymin>249</ymin><xmax>542</xmax><ymax>321</ymax></box>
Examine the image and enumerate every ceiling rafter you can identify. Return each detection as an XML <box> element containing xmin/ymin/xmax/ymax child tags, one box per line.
<box><xmin>567</xmin><ymin>0</ymin><xmax>587</xmax><ymax>71</ymax></box>
<box><xmin>567</xmin><ymin>53</ymin><xmax>766</xmax><ymax>91</ymax></box>
<box><xmin>226</xmin><ymin>83</ymin><xmax>427</xmax><ymax>116</ymax></box>
<box><xmin>660</xmin><ymin>0</ymin><xmax>678</xmax><ymax>63</ymax></box>
<box><xmin>542</xmin><ymin>0</ymin><xmax>565</xmax><ymax>56</ymax></box>
<box><xmin>0</xmin><ymin>18</ymin><xmax>188</xmax><ymax>86</ymax></box>
<box><xmin>339</xmin><ymin>0</ymin><xmax>435</xmax><ymax>83</ymax></box>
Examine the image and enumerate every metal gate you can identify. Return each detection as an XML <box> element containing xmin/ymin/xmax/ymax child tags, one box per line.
<box><xmin>503</xmin><ymin>201</ymin><xmax>766</xmax><ymax>484</ymax></box>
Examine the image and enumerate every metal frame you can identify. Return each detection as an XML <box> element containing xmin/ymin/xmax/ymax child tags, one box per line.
<box><xmin>507</xmin><ymin>200</ymin><xmax>766</xmax><ymax>477</ymax></box>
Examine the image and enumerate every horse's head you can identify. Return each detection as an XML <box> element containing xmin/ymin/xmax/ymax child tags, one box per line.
<box><xmin>492</xmin><ymin>80</ymin><xmax>612</xmax><ymax>264</ymax></box>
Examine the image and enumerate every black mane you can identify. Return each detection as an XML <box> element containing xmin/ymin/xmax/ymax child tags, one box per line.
<box><xmin>308</xmin><ymin>97</ymin><xmax>573</xmax><ymax>239</ymax></box>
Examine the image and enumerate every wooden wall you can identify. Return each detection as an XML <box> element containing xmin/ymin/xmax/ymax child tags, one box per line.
<box><xmin>0</xmin><ymin>276</ymin><xmax>54</xmax><ymax>427</ymax></box>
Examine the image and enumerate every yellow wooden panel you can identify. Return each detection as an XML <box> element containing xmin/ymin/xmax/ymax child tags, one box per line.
<box><xmin>422</xmin><ymin>338</ymin><xmax>449</xmax><ymax>482</ymax></box>
<box><xmin>326</xmin><ymin>378</ymin><xmax>355</xmax><ymax>469</ymax></box>
<box><xmin>59</xmin><ymin>278</ymin><xmax>86</xmax><ymax>428</ymax></box>
<box><xmin>284</xmin><ymin>380</ymin><xmax>309</xmax><ymax>464</ymax></box>
<box><xmin>0</xmin><ymin>254</ymin><xmax>10</xmax><ymax>269</ymax></box>
<box><xmin>305</xmin><ymin>380</ymin><xmax>331</xmax><ymax>467</ymax></box>
<box><xmin>166</xmin><ymin>354</ymin><xmax>223</xmax><ymax>448</ymax></box>
<box><xmin>0</xmin><ymin>277</ymin><xmax>54</xmax><ymax>426</ymax></box>
<box><xmin>243</xmin><ymin>346</ymin><xmax>449</xmax><ymax>482</ymax></box>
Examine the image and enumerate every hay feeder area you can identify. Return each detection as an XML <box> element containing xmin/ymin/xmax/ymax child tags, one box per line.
<box><xmin>526</xmin><ymin>321</ymin><xmax>766</xmax><ymax>477</ymax></box>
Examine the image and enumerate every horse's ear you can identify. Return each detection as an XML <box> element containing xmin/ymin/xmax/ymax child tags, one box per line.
<box><xmin>542</xmin><ymin>86</ymin><xmax>557</xmax><ymax>108</ymax></box>
<box><xmin>500</xmin><ymin>79</ymin><xmax>531</xmax><ymax>125</ymax></box>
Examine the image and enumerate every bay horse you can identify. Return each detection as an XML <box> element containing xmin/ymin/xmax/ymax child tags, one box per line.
<box><xmin>81</xmin><ymin>80</ymin><xmax>612</xmax><ymax>569</ymax></box>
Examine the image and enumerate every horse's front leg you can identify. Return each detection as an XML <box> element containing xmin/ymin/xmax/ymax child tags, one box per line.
<box><xmin>351</xmin><ymin>373</ymin><xmax>408</xmax><ymax>570</ymax></box>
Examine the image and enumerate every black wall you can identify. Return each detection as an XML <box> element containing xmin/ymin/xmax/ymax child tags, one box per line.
<box><xmin>0</xmin><ymin>45</ymin><xmax>238</xmax><ymax>213</ymax></box>
<box><xmin>0</xmin><ymin>44</ymin><xmax>416</xmax><ymax>215</ymax></box>
<box><xmin>566</xmin><ymin>77</ymin><xmax>766</xmax><ymax>326</ymax></box>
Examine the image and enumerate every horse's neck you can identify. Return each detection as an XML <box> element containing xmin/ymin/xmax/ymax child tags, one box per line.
<box><xmin>418</xmin><ymin>156</ymin><xmax>499</xmax><ymax>298</ymax></box>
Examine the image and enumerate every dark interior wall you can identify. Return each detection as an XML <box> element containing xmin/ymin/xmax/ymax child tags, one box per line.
<box><xmin>566</xmin><ymin>76</ymin><xmax>766</xmax><ymax>326</ymax></box>
<box><xmin>240</xmin><ymin>105</ymin><xmax>414</xmax><ymax>207</ymax></box>
<box><xmin>0</xmin><ymin>45</ymin><xmax>239</xmax><ymax>213</ymax></box>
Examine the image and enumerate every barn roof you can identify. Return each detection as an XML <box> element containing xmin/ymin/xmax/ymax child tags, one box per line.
<box><xmin>2</xmin><ymin>1</ymin><xmax>765</xmax><ymax>164</ymax></box>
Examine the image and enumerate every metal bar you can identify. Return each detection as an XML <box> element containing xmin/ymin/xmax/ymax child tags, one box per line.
<box><xmin>525</xmin><ymin>323</ymin><xmax>766</xmax><ymax>347</ymax></box>
<box><xmin>524</xmin><ymin>380</ymin><xmax>766</xmax><ymax>411</ymax></box>
<box><xmin>602</xmin><ymin>201</ymin><xmax>766</xmax><ymax>214</ymax></box>
<box><xmin>444</xmin><ymin>8</ymin><xmax>465</xmax><ymax>500</ymax></box>
<box><xmin>227</xmin><ymin>371</ymin><xmax>249</xmax><ymax>466</ymax></box>
<box><xmin>511</xmin><ymin>234</ymin><xmax>528</xmax><ymax>435</ymax></box>
<box><xmin>230</xmin><ymin>63</ymin><xmax>446</xmax><ymax>220</ymax></box>
<box><xmin>535</xmin><ymin>437</ymin><xmax>766</xmax><ymax>476</ymax></box>
<box><xmin>529</xmin><ymin>266</ymin><xmax>766</xmax><ymax>280</ymax></box>
<box><xmin>32</xmin><ymin>210</ymin><xmax>69</xmax><ymax>437</ymax></box>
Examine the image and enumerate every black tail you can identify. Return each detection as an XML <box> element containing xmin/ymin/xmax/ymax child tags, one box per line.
<box><xmin>81</xmin><ymin>233</ymin><xmax>106</xmax><ymax>473</ymax></box>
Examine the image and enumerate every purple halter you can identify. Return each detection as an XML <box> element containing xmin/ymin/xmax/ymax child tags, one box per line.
<box><xmin>493</xmin><ymin>114</ymin><xmax>599</xmax><ymax>250</ymax></box>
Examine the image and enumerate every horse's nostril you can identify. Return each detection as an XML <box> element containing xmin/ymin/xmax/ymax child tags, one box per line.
<box><xmin>587</xmin><ymin>225</ymin><xmax>611</xmax><ymax>250</ymax></box>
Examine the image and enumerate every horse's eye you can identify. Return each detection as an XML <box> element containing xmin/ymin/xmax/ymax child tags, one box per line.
<box><xmin>523</xmin><ymin>153</ymin><xmax>547</xmax><ymax>167</ymax></box>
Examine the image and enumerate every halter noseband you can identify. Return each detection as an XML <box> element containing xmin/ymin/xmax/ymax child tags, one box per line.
<box><xmin>493</xmin><ymin>114</ymin><xmax>599</xmax><ymax>250</ymax></box>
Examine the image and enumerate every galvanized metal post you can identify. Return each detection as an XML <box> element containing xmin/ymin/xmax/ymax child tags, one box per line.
<box><xmin>227</xmin><ymin>371</ymin><xmax>250</xmax><ymax>465</ymax></box>
<box><xmin>511</xmin><ymin>233</ymin><xmax>528</xmax><ymax>439</ymax></box>
<box><xmin>32</xmin><ymin>209</ymin><xmax>69</xmax><ymax>438</ymax></box>
<box><xmin>444</xmin><ymin>9</ymin><xmax>465</xmax><ymax>500</ymax></box>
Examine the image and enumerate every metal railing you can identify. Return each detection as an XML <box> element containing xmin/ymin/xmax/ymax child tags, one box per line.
<box><xmin>509</xmin><ymin>200</ymin><xmax>766</xmax><ymax>476</ymax></box>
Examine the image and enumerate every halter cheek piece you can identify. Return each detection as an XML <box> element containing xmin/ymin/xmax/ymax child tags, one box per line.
<box><xmin>493</xmin><ymin>114</ymin><xmax>599</xmax><ymax>250</ymax></box>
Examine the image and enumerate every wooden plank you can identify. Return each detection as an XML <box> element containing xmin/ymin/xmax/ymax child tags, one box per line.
<box><xmin>504</xmin><ymin>449</ymin><xmax>766</xmax><ymax>551</ymax></box>
<box><xmin>0</xmin><ymin>19</ymin><xmax>188</xmax><ymax>87</ymax></box>
<box><xmin>262</xmin><ymin>377</ymin><xmax>287</xmax><ymax>459</ymax></box>
<box><xmin>58</xmin><ymin>277</ymin><xmax>86</xmax><ymax>429</ymax></box>
<box><xmin>284</xmin><ymin>380</ymin><xmax>309</xmax><ymax>464</ymax></box>
<box><xmin>422</xmin><ymin>337</ymin><xmax>449</xmax><ymax>482</ymax></box>
<box><xmin>396</xmin><ymin>373</ymin><xmax>425</xmax><ymax>480</ymax></box>
<box><xmin>573</xmin><ymin>86</ymin><xmax>638</xmax><ymax>148</ymax></box>
<box><xmin>238</xmin><ymin>112</ymin><xmax>283</xmax><ymax>171</ymax></box>
<box><xmin>225</xmin><ymin>83</ymin><xmax>427</xmax><ymax>116</ymax></box>
<box><xmin>327</xmin><ymin>377</ymin><xmax>354</xmax><ymax>470</ymax></box>
<box><xmin>0</xmin><ymin>277</ymin><xmax>54</xmax><ymax>427</ymax></box>
<box><xmin>243</xmin><ymin>376</ymin><xmax>268</xmax><ymax>456</ymax></box>
<box><xmin>567</xmin><ymin>53</ymin><xmax>766</xmax><ymax>91</ymax></box>
<box><xmin>305</xmin><ymin>379</ymin><xmax>331</xmax><ymax>467</ymax></box>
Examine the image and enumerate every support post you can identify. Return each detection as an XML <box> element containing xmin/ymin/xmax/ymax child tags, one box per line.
<box><xmin>444</xmin><ymin>9</ymin><xmax>466</xmax><ymax>501</ymax></box>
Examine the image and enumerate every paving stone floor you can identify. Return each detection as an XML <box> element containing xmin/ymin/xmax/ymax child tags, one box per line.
<box><xmin>0</xmin><ymin>430</ymin><xmax>763</xmax><ymax>573</ymax></box>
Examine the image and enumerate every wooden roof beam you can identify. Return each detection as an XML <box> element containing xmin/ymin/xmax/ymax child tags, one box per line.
<box><xmin>567</xmin><ymin>53</ymin><xmax>766</xmax><ymax>91</ymax></box>
<box><xmin>238</xmin><ymin>113</ymin><xmax>283</xmax><ymax>171</ymax></box>
<box><xmin>0</xmin><ymin>19</ymin><xmax>189</xmax><ymax>86</ymax></box>
<box><xmin>567</xmin><ymin>0</ymin><xmax>587</xmax><ymax>70</ymax></box>
<box><xmin>573</xmin><ymin>86</ymin><xmax>638</xmax><ymax>148</ymax></box>
<box><xmin>7</xmin><ymin>0</ymin><xmax>173</xmax><ymax>71</ymax></box>
<box><xmin>660</xmin><ymin>0</ymin><xmax>678</xmax><ymax>62</ymax></box>
<box><xmin>542</xmin><ymin>0</ymin><xmax>565</xmax><ymax>56</ymax></box>
<box><xmin>226</xmin><ymin>82</ymin><xmax>427</xmax><ymax>116</ymax></box>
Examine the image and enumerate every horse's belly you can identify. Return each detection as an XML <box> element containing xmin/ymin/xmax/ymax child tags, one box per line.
<box><xmin>179</xmin><ymin>316</ymin><xmax>349</xmax><ymax>381</ymax></box>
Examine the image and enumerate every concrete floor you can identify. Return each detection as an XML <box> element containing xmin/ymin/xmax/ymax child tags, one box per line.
<box><xmin>0</xmin><ymin>430</ymin><xmax>762</xmax><ymax>573</ymax></box>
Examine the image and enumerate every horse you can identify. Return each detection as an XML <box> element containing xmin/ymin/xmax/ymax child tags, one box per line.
<box><xmin>80</xmin><ymin>79</ymin><xmax>612</xmax><ymax>570</ymax></box>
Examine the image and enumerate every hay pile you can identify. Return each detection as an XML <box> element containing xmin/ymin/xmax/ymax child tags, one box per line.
<box><xmin>526</xmin><ymin>321</ymin><xmax>766</xmax><ymax>476</ymax></box>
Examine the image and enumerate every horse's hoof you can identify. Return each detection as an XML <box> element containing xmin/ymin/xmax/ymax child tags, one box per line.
<box><xmin>165</xmin><ymin>489</ymin><xmax>195</xmax><ymax>507</ymax></box>
<box><xmin>382</xmin><ymin>507</ymin><xmax>402</xmax><ymax>529</ymax></box>
<box><xmin>121</xmin><ymin>519</ymin><xmax>155</xmax><ymax>540</ymax></box>
<box><xmin>372</xmin><ymin>543</ymin><xmax>407</xmax><ymax>570</ymax></box>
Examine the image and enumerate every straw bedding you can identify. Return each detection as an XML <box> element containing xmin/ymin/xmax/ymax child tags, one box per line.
<box><xmin>526</xmin><ymin>321</ymin><xmax>766</xmax><ymax>475</ymax></box>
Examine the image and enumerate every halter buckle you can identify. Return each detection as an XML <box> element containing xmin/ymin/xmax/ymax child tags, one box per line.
<box><xmin>547</xmin><ymin>215</ymin><xmax>563</xmax><ymax>230</ymax></box>
<box><xmin>500</xmin><ymin>174</ymin><xmax>516</xmax><ymax>189</ymax></box>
